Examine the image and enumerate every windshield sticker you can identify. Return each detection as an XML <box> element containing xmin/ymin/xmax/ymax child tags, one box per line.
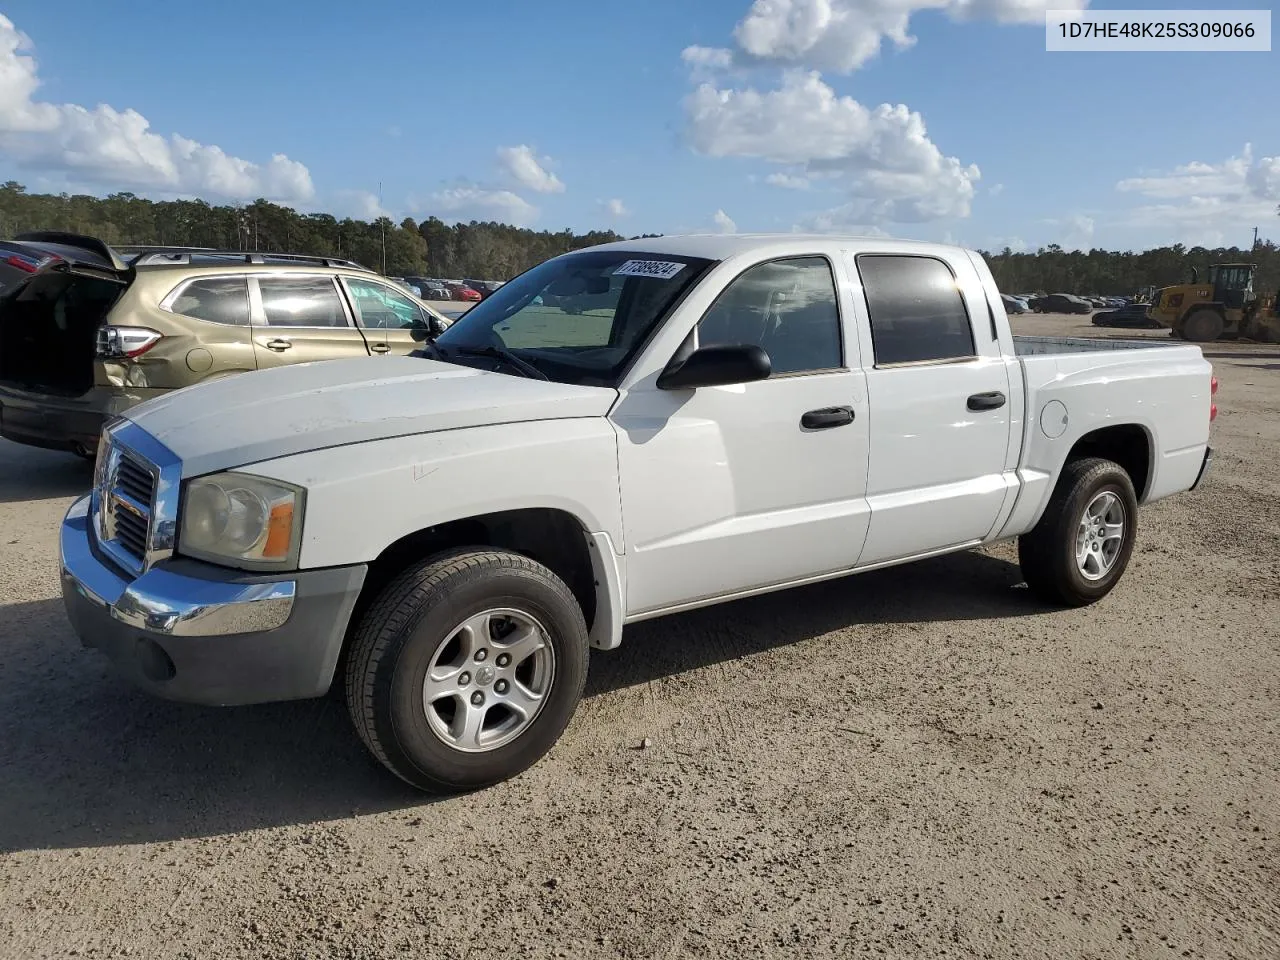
<box><xmin>612</xmin><ymin>260</ymin><xmax>687</xmax><ymax>281</ymax></box>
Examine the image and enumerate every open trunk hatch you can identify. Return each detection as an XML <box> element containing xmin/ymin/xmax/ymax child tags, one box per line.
<box><xmin>0</xmin><ymin>233</ymin><xmax>132</xmax><ymax>396</ymax></box>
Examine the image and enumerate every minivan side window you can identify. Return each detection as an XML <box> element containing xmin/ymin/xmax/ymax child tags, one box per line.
<box><xmin>167</xmin><ymin>277</ymin><xmax>250</xmax><ymax>325</ymax></box>
<box><xmin>857</xmin><ymin>255</ymin><xmax>976</xmax><ymax>365</ymax></box>
<box><xmin>345</xmin><ymin>278</ymin><xmax>427</xmax><ymax>329</ymax></box>
<box><xmin>697</xmin><ymin>256</ymin><xmax>842</xmax><ymax>376</ymax></box>
<box><xmin>257</xmin><ymin>276</ymin><xmax>350</xmax><ymax>328</ymax></box>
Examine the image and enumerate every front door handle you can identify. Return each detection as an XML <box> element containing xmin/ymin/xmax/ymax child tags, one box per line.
<box><xmin>370</xmin><ymin>343</ymin><xmax>391</xmax><ymax>354</ymax></box>
<box><xmin>265</xmin><ymin>338</ymin><xmax>292</xmax><ymax>351</ymax></box>
<box><xmin>801</xmin><ymin>406</ymin><xmax>855</xmax><ymax>430</ymax></box>
<box><xmin>967</xmin><ymin>391</ymin><xmax>1007</xmax><ymax>411</ymax></box>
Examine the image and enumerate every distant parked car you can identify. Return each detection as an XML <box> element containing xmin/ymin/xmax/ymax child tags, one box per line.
<box><xmin>463</xmin><ymin>279</ymin><xmax>504</xmax><ymax>301</ymax></box>
<box><xmin>1092</xmin><ymin>303</ymin><xmax>1160</xmax><ymax>328</ymax></box>
<box><xmin>449</xmin><ymin>283</ymin><xmax>482</xmax><ymax>302</ymax></box>
<box><xmin>1001</xmin><ymin>294</ymin><xmax>1030</xmax><ymax>314</ymax></box>
<box><xmin>1029</xmin><ymin>293</ymin><xmax>1093</xmax><ymax>315</ymax></box>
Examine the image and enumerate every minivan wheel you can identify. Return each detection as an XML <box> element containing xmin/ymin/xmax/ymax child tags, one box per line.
<box><xmin>345</xmin><ymin>549</ymin><xmax>589</xmax><ymax>793</ymax></box>
<box><xmin>1018</xmin><ymin>457</ymin><xmax>1138</xmax><ymax>607</ymax></box>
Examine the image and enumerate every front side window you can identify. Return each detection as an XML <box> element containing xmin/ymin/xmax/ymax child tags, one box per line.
<box><xmin>167</xmin><ymin>277</ymin><xmax>250</xmax><ymax>325</ymax></box>
<box><xmin>345</xmin><ymin>278</ymin><xmax>427</xmax><ymax>329</ymax></box>
<box><xmin>697</xmin><ymin>257</ymin><xmax>842</xmax><ymax>376</ymax></box>
<box><xmin>434</xmin><ymin>251</ymin><xmax>714</xmax><ymax>385</ymax></box>
<box><xmin>857</xmin><ymin>255</ymin><xmax>976</xmax><ymax>365</ymax></box>
<box><xmin>257</xmin><ymin>276</ymin><xmax>349</xmax><ymax>328</ymax></box>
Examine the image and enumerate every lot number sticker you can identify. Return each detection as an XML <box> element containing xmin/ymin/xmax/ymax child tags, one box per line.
<box><xmin>613</xmin><ymin>260</ymin><xmax>687</xmax><ymax>280</ymax></box>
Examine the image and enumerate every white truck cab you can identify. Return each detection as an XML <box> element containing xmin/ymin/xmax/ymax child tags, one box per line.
<box><xmin>60</xmin><ymin>235</ymin><xmax>1215</xmax><ymax>792</ymax></box>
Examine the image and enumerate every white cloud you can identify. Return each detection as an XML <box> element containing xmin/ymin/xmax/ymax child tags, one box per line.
<box><xmin>687</xmin><ymin>0</ymin><xmax>1089</xmax><ymax>75</ymax></box>
<box><xmin>421</xmin><ymin>186</ymin><xmax>539</xmax><ymax>227</ymax></box>
<box><xmin>686</xmin><ymin>70</ymin><xmax>979</xmax><ymax>223</ymax></box>
<box><xmin>496</xmin><ymin>144</ymin><xmax>565</xmax><ymax>194</ymax></box>
<box><xmin>332</xmin><ymin>189</ymin><xmax>390</xmax><ymax>220</ymax></box>
<box><xmin>765</xmin><ymin>171</ymin><xmax>811</xmax><ymax>189</ymax></box>
<box><xmin>599</xmin><ymin>197</ymin><xmax>630</xmax><ymax>218</ymax></box>
<box><xmin>0</xmin><ymin>14</ymin><xmax>314</xmax><ymax>202</ymax></box>
<box><xmin>1112</xmin><ymin>144</ymin><xmax>1280</xmax><ymax>246</ymax></box>
<box><xmin>989</xmin><ymin>235</ymin><xmax>1027</xmax><ymax>252</ymax></box>
<box><xmin>988</xmin><ymin>183</ymin><xmax>1004</xmax><ymax>196</ymax></box>
<box><xmin>712</xmin><ymin>209</ymin><xmax>738</xmax><ymax>233</ymax></box>
<box><xmin>1041</xmin><ymin>214</ymin><xmax>1095</xmax><ymax>250</ymax></box>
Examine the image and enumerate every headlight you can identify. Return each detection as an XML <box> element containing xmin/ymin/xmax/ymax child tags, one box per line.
<box><xmin>179</xmin><ymin>472</ymin><xmax>304</xmax><ymax>570</ymax></box>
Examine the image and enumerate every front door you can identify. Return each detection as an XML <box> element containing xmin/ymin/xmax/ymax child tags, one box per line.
<box><xmin>613</xmin><ymin>255</ymin><xmax>871</xmax><ymax>616</ymax></box>
<box><xmin>340</xmin><ymin>276</ymin><xmax>437</xmax><ymax>356</ymax></box>
<box><xmin>249</xmin><ymin>275</ymin><xmax>370</xmax><ymax>369</ymax></box>
<box><xmin>848</xmin><ymin>252</ymin><xmax>1014</xmax><ymax>566</ymax></box>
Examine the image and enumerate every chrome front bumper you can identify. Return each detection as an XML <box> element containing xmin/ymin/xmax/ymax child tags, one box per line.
<box><xmin>60</xmin><ymin>495</ymin><xmax>367</xmax><ymax>706</ymax></box>
<box><xmin>62</xmin><ymin>495</ymin><xmax>296</xmax><ymax>637</ymax></box>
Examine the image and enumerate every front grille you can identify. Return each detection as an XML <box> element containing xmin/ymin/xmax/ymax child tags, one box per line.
<box><xmin>95</xmin><ymin>441</ymin><xmax>158</xmax><ymax>574</ymax></box>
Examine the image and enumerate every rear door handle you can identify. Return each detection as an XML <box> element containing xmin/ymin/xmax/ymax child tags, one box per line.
<box><xmin>370</xmin><ymin>343</ymin><xmax>391</xmax><ymax>354</ymax></box>
<box><xmin>265</xmin><ymin>338</ymin><xmax>292</xmax><ymax>351</ymax></box>
<box><xmin>967</xmin><ymin>391</ymin><xmax>1006</xmax><ymax>411</ymax></box>
<box><xmin>801</xmin><ymin>406</ymin><xmax>855</xmax><ymax>429</ymax></box>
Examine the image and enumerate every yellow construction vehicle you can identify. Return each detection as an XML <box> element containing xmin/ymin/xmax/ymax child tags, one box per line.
<box><xmin>1148</xmin><ymin>262</ymin><xmax>1267</xmax><ymax>342</ymax></box>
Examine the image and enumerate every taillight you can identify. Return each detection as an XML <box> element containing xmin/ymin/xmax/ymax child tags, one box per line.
<box><xmin>95</xmin><ymin>326</ymin><xmax>162</xmax><ymax>359</ymax></box>
<box><xmin>1209</xmin><ymin>371</ymin><xmax>1218</xmax><ymax>422</ymax></box>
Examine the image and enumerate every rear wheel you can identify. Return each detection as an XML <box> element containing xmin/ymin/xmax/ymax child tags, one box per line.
<box><xmin>1182</xmin><ymin>309</ymin><xmax>1224</xmax><ymax>342</ymax></box>
<box><xmin>345</xmin><ymin>549</ymin><xmax>589</xmax><ymax>793</ymax></box>
<box><xmin>1019</xmin><ymin>457</ymin><xmax>1138</xmax><ymax>607</ymax></box>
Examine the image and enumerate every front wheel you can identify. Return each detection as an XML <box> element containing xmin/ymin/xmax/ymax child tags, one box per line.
<box><xmin>1018</xmin><ymin>457</ymin><xmax>1138</xmax><ymax>607</ymax></box>
<box><xmin>345</xmin><ymin>549</ymin><xmax>589</xmax><ymax>792</ymax></box>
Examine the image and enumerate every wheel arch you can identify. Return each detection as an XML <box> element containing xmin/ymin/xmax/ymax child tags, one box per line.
<box><xmin>1063</xmin><ymin>423</ymin><xmax>1153</xmax><ymax>502</ymax></box>
<box><xmin>339</xmin><ymin>508</ymin><xmax>624</xmax><ymax>682</ymax></box>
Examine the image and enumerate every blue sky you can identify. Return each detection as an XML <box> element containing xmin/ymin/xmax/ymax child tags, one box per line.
<box><xmin>0</xmin><ymin>0</ymin><xmax>1276</xmax><ymax>252</ymax></box>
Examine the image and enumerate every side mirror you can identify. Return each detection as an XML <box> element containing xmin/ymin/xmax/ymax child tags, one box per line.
<box><xmin>656</xmin><ymin>344</ymin><xmax>771</xmax><ymax>390</ymax></box>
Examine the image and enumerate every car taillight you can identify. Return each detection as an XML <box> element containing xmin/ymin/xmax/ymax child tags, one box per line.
<box><xmin>95</xmin><ymin>326</ymin><xmax>162</xmax><ymax>359</ymax></box>
<box><xmin>1209</xmin><ymin>371</ymin><xmax>1218</xmax><ymax>422</ymax></box>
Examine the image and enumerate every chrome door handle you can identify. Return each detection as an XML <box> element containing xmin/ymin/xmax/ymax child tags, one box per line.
<box><xmin>265</xmin><ymin>338</ymin><xmax>292</xmax><ymax>351</ymax></box>
<box><xmin>370</xmin><ymin>343</ymin><xmax>391</xmax><ymax>354</ymax></box>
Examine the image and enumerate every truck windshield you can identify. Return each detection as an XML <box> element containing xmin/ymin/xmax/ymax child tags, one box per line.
<box><xmin>432</xmin><ymin>251</ymin><xmax>715</xmax><ymax>386</ymax></box>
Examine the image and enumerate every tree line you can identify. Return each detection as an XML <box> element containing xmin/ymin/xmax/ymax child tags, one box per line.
<box><xmin>2</xmin><ymin>181</ymin><xmax>1277</xmax><ymax>294</ymax></box>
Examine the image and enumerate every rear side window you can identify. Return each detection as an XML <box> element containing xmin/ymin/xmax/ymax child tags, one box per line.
<box><xmin>857</xmin><ymin>255</ymin><xmax>976</xmax><ymax>365</ymax></box>
<box><xmin>166</xmin><ymin>277</ymin><xmax>250</xmax><ymax>325</ymax></box>
<box><xmin>257</xmin><ymin>276</ymin><xmax>349</xmax><ymax>327</ymax></box>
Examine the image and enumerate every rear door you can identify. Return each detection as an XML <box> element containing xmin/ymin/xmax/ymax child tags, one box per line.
<box><xmin>848</xmin><ymin>251</ymin><xmax>1015</xmax><ymax>566</ymax></box>
<box><xmin>339</xmin><ymin>276</ymin><xmax>440</xmax><ymax>355</ymax></box>
<box><xmin>249</xmin><ymin>274</ymin><xmax>370</xmax><ymax>369</ymax></box>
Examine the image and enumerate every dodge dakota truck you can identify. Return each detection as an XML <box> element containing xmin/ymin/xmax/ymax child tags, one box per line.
<box><xmin>58</xmin><ymin>235</ymin><xmax>1215</xmax><ymax>792</ymax></box>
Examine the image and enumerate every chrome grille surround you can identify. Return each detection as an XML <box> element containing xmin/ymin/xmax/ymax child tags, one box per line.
<box><xmin>91</xmin><ymin>420</ymin><xmax>182</xmax><ymax>577</ymax></box>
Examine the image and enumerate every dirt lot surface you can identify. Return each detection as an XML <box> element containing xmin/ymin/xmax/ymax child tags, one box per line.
<box><xmin>1</xmin><ymin>314</ymin><xmax>1277</xmax><ymax>959</ymax></box>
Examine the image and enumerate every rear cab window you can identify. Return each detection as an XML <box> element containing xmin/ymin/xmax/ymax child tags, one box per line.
<box><xmin>855</xmin><ymin>255</ymin><xmax>977</xmax><ymax>365</ymax></box>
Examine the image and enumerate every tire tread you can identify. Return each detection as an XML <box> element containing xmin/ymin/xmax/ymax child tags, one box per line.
<box><xmin>344</xmin><ymin>549</ymin><xmax>586</xmax><ymax>791</ymax></box>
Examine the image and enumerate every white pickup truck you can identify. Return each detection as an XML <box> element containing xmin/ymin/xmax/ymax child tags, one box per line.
<box><xmin>60</xmin><ymin>235</ymin><xmax>1215</xmax><ymax>792</ymax></box>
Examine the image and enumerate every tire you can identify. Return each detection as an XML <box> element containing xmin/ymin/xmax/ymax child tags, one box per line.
<box><xmin>1182</xmin><ymin>309</ymin><xmax>1224</xmax><ymax>342</ymax></box>
<box><xmin>1018</xmin><ymin>457</ymin><xmax>1138</xmax><ymax>607</ymax></box>
<box><xmin>345</xmin><ymin>549</ymin><xmax>589</xmax><ymax>793</ymax></box>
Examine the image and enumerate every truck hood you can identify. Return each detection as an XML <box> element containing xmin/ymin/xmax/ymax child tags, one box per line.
<box><xmin>124</xmin><ymin>356</ymin><xmax>619</xmax><ymax>477</ymax></box>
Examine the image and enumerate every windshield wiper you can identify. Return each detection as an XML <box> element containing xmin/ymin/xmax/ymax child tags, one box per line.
<box><xmin>446</xmin><ymin>344</ymin><xmax>550</xmax><ymax>381</ymax></box>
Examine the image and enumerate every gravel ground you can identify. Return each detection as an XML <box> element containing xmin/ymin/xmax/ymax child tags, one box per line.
<box><xmin>1</xmin><ymin>314</ymin><xmax>1277</xmax><ymax>959</ymax></box>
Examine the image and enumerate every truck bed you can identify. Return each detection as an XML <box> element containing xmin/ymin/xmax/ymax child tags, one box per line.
<box><xmin>1013</xmin><ymin>335</ymin><xmax>1182</xmax><ymax>357</ymax></box>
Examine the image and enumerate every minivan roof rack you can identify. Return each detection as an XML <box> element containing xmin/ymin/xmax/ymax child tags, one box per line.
<box><xmin>129</xmin><ymin>249</ymin><xmax>372</xmax><ymax>270</ymax></box>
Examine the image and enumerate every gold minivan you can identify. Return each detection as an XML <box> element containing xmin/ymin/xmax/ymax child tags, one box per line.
<box><xmin>0</xmin><ymin>233</ymin><xmax>450</xmax><ymax>457</ymax></box>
